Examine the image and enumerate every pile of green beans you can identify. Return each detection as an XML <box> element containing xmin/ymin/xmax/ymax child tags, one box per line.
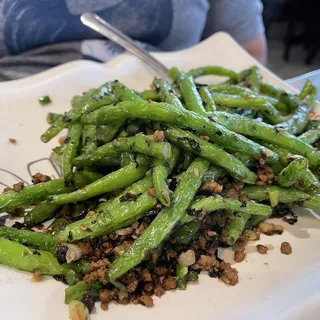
<box><xmin>1</xmin><ymin>65</ymin><xmax>319</xmax><ymax>315</ymax></box>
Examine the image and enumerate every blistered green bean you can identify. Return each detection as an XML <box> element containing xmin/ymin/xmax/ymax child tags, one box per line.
<box><xmin>81</xmin><ymin>100</ymin><xmax>276</xmax><ymax>162</ymax></box>
<box><xmin>73</xmin><ymin>134</ymin><xmax>172</xmax><ymax>167</ymax></box>
<box><xmin>62</xmin><ymin>122</ymin><xmax>83</xmax><ymax>181</ymax></box>
<box><xmin>153</xmin><ymin>145</ymin><xmax>180</xmax><ymax>206</ymax></box>
<box><xmin>187</xmin><ymin>66</ymin><xmax>238</xmax><ymax>82</ymax></box>
<box><xmin>107</xmin><ymin>157</ymin><xmax>210</xmax><ymax>282</ymax></box>
<box><xmin>51</xmin><ymin>162</ymin><xmax>148</xmax><ymax>205</ymax></box>
<box><xmin>198</xmin><ymin>87</ymin><xmax>216</xmax><ymax>112</ymax></box>
<box><xmin>211</xmin><ymin>111</ymin><xmax>320</xmax><ymax>167</ymax></box>
<box><xmin>41</xmin><ymin>83</ymin><xmax>115</xmax><ymax>142</ymax></box>
<box><xmin>164</xmin><ymin>126</ymin><xmax>257</xmax><ymax>183</ymax></box>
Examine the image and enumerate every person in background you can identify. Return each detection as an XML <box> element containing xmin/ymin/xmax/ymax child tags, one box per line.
<box><xmin>0</xmin><ymin>0</ymin><xmax>266</xmax><ymax>81</ymax></box>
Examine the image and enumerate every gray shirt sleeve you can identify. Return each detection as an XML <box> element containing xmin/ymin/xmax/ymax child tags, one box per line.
<box><xmin>203</xmin><ymin>0</ymin><xmax>265</xmax><ymax>44</ymax></box>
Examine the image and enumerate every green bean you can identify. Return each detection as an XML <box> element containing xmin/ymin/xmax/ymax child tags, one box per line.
<box><xmin>210</xmin><ymin>92</ymin><xmax>266</xmax><ymax>108</ymax></box>
<box><xmin>96</xmin><ymin>122</ymin><xmax>123</xmax><ymax>144</ymax></box>
<box><xmin>25</xmin><ymin>202</ymin><xmax>61</xmax><ymax>227</ymax></box>
<box><xmin>264</xmin><ymin>96</ymin><xmax>290</xmax><ymax>115</ymax></box>
<box><xmin>258</xmin><ymin>141</ymin><xmax>291</xmax><ymax>167</ymax></box>
<box><xmin>25</xmin><ymin>171</ymin><xmax>103</xmax><ymax>226</ymax></box>
<box><xmin>120</xmin><ymin>152</ymin><xmax>136</xmax><ymax>168</ymax></box>
<box><xmin>0</xmin><ymin>226</ymin><xmax>57</xmax><ymax>253</ymax></box>
<box><xmin>299</xmin><ymin>128</ymin><xmax>320</xmax><ymax>144</ymax></box>
<box><xmin>0</xmin><ymin>238</ymin><xmax>70</xmax><ymax>276</ymax></box>
<box><xmin>186</xmin><ymin>270</ymin><xmax>199</xmax><ymax>282</ymax></box>
<box><xmin>81</xmin><ymin>100</ymin><xmax>276</xmax><ymax>162</ymax></box>
<box><xmin>126</xmin><ymin>121</ymin><xmax>141</xmax><ymax>136</ymax></box>
<box><xmin>298</xmin><ymin>80</ymin><xmax>314</xmax><ymax>101</ymax></box>
<box><xmin>179</xmin><ymin>75</ymin><xmax>206</xmax><ymax>115</ymax></box>
<box><xmin>88</xmin><ymin>280</ymin><xmax>102</xmax><ymax>299</ymax></box>
<box><xmin>52</xmin><ymin>145</ymin><xmax>64</xmax><ymax>156</ymax></box>
<box><xmin>62</xmin><ymin>122</ymin><xmax>83</xmax><ymax>181</ymax></box>
<box><xmin>223</xmin><ymin>69</ymin><xmax>251</xmax><ymax>85</ymax></box>
<box><xmin>181</xmin><ymin>152</ymin><xmax>195</xmax><ymax>171</ymax></box>
<box><xmin>135</xmin><ymin>154</ymin><xmax>150</xmax><ymax>168</ymax></box>
<box><xmin>208</xmin><ymin>84</ymin><xmax>266</xmax><ymax>101</ymax></box>
<box><xmin>107</xmin><ymin>157</ymin><xmax>210</xmax><ymax>282</ymax></box>
<box><xmin>277</xmin><ymin>158</ymin><xmax>308</xmax><ymax>187</ymax></box>
<box><xmin>39</xmin><ymin>95</ymin><xmax>52</xmax><ymax>105</ymax></box>
<box><xmin>73</xmin><ymin>171</ymin><xmax>104</xmax><ymax>187</ymax></box>
<box><xmin>301</xmin><ymin>168</ymin><xmax>320</xmax><ymax>192</ymax></box>
<box><xmin>190</xmin><ymin>195</ymin><xmax>272</xmax><ymax>216</ymax></box>
<box><xmin>96</xmin><ymin>174</ymin><xmax>153</xmax><ymax>212</ymax></box>
<box><xmin>65</xmin><ymin>281</ymin><xmax>87</xmax><ymax>304</ymax></box>
<box><xmin>55</xmin><ymin>191</ymin><xmax>157</xmax><ymax>242</ymax></box>
<box><xmin>202</xmin><ymin>165</ymin><xmax>226</xmax><ymax>182</ymax></box>
<box><xmin>221</xmin><ymin>211</ymin><xmax>251</xmax><ymax>245</ymax></box>
<box><xmin>176</xmin><ymin>265</ymin><xmax>188</xmax><ymax>290</ymax></box>
<box><xmin>260</xmin><ymin>84</ymin><xmax>300</xmax><ymax>112</ymax></box>
<box><xmin>117</xmin><ymin>126</ymin><xmax>139</xmax><ymax>168</ymax></box>
<box><xmin>212</xmin><ymin>93</ymin><xmax>284</xmax><ymax>124</ymax></box>
<box><xmin>248</xmin><ymin>66</ymin><xmax>260</xmax><ymax>93</ymax></box>
<box><xmin>51</xmin><ymin>217</ymin><xmax>71</xmax><ymax>234</ymax></box>
<box><xmin>51</xmin><ymin>147</ymin><xmax>64</xmax><ymax>168</ymax></box>
<box><xmin>153</xmin><ymin>145</ymin><xmax>180</xmax><ymax>206</ymax></box>
<box><xmin>211</xmin><ymin>111</ymin><xmax>320</xmax><ymax>167</ymax></box>
<box><xmin>275</xmin><ymin>104</ymin><xmax>310</xmax><ymax>135</ymax></box>
<box><xmin>164</xmin><ymin>126</ymin><xmax>257</xmax><ymax>183</ymax></box>
<box><xmin>187</xmin><ymin>66</ymin><xmax>238</xmax><ymax>82</ymax></box>
<box><xmin>246</xmin><ymin>214</ymin><xmax>270</xmax><ymax>229</ymax></box>
<box><xmin>265</xmin><ymin>148</ymin><xmax>320</xmax><ymax>192</ymax></box>
<box><xmin>140</xmin><ymin>89</ymin><xmax>160</xmax><ymax>101</ymax></box>
<box><xmin>240</xmin><ymin>108</ymin><xmax>257</xmax><ymax>119</ymax></box>
<box><xmin>238</xmin><ymin>69</ymin><xmax>251</xmax><ymax>82</ymax></box>
<box><xmin>116</xmin><ymin>128</ymin><xmax>136</xmax><ymax>168</ymax></box>
<box><xmin>82</xmin><ymin>125</ymin><xmax>96</xmax><ymax>155</ymax></box>
<box><xmin>170</xmin><ymin>220</ymin><xmax>201</xmax><ymax>245</ymax></box>
<box><xmin>50</xmin><ymin>162</ymin><xmax>149</xmax><ymax>205</ymax></box>
<box><xmin>71</xmin><ymin>94</ymin><xmax>82</xmax><ymax>108</ymax></box>
<box><xmin>112</xmin><ymin>81</ymin><xmax>141</xmax><ymax>101</ymax></box>
<box><xmin>41</xmin><ymin>83</ymin><xmax>115</xmax><ymax>142</ymax></box>
<box><xmin>73</xmin><ymin>259</ymin><xmax>91</xmax><ymax>276</ymax></box>
<box><xmin>208</xmin><ymin>84</ymin><xmax>252</xmax><ymax>95</ymax></box>
<box><xmin>198</xmin><ymin>87</ymin><xmax>216</xmax><ymax>112</ymax></box>
<box><xmin>208</xmin><ymin>85</ymin><xmax>284</xmax><ymax>123</ymax></box>
<box><xmin>168</xmin><ymin>67</ymin><xmax>185</xmax><ymax>82</ymax></box>
<box><xmin>71</xmin><ymin>202</ymin><xmax>89</xmax><ymax>219</ymax></box>
<box><xmin>74</xmin><ymin>88</ymin><xmax>99</xmax><ymax>106</ymax></box>
<box><xmin>307</xmin><ymin>87</ymin><xmax>318</xmax><ymax>107</ymax></box>
<box><xmin>47</xmin><ymin>113</ymin><xmax>63</xmax><ymax>125</ymax></box>
<box><xmin>260</xmin><ymin>83</ymin><xmax>286</xmax><ymax>98</ymax></box>
<box><xmin>73</xmin><ymin>134</ymin><xmax>172</xmax><ymax>167</ymax></box>
<box><xmin>0</xmin><ymin>179</ymin><xmax>73</xmax><ymax>213</ymax></box>
<box><xmin>258</xmin><ymin>141</ymin><xmax>306</xmax><ymax>174</ymax></box>
<box><xmin>233</xmin><ymin>152</ymin><xmax>256</xmax><ymax>168</ymax></box>
<box><xmin>240</xmin><ymin>185</ymin><xmax>320</xmax><ymax>211</ymax></box>
<box><xmin>307</xmin><ymin>119</ymin><xmax>320</xmax><ymax>130</ymax></box>
<box><xmin>153</xmin><ymin>78</ymin><xmax>184</xmax><ymax>109</ymax></box>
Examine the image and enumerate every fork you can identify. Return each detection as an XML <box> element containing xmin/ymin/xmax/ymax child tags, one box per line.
<box><xmin>80</xmin><ymin>12</ymin><xmax>171</xmax><ymax>81</ymax></box>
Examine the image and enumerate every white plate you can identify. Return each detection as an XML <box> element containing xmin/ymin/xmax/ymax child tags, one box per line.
<box><xmin>0</xmin><ymin>32</ymin><xmax>320</xmax><ymax>320</ymax></box>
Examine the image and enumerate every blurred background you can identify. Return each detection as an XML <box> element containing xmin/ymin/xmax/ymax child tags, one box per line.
<box><xmin>262</xmin><ymin>0</ymin><xmax>320</xmax><ymax>79</ymax></box>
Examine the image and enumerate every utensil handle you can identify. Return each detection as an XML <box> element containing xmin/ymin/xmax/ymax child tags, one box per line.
<box><xmin>81</xmin><ymin>13</ymin><xmax>170</xmax><ymax>81</ymax></box>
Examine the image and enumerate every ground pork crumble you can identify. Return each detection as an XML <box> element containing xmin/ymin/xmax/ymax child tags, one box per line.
<box><xmin>74</xmin><ymin>200</ymin><xmax>290</xmax><ymax>312</ymax></box>
<box><xmin>6</xmin><ymin>170</ymin><xmax>292</xmax><ymax>313</ymax></box>
<box><xmin>74</xmin><ymin>214</ymin><xmax>240</xmax><ymax>311</ymax></box>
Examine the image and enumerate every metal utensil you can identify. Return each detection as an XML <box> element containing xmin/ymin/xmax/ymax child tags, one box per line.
<box><xmin>80</xmin><ymin>12</ymin><xmax>170</xmax><ymax>81</ymax></box>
